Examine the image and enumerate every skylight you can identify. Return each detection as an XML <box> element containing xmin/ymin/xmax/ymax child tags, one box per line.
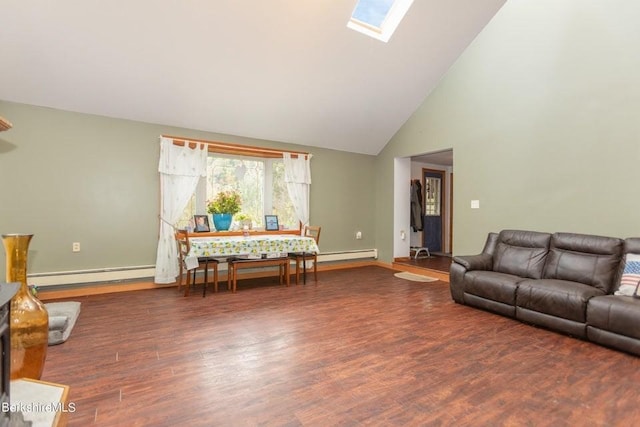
<box><xmin>347</xmin><ymin>0</ymin><xmax>414</xmax><ymax>43</ymax></box>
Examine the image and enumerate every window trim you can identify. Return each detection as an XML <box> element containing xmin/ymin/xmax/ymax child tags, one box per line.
<box><xmin>165</xmin><ymin>135</ymin><xmax>309</xmax><ymax>159</ymax></box>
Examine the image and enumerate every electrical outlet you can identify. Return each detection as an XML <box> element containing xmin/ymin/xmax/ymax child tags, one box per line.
<box><xmin>356</xmin><ymin>231</ymin><xmax>362</xmax><ymax>240</ymax></box>
<box><xmin>72</xmin><ymin>242</ymin><xmax>81</xmax><ymax>252</ymax></box>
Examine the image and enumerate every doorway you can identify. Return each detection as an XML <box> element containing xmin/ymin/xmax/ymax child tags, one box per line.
<box><xmin>410</xmin><ymin>149</ymin><xmax>453</xmax><ymax>255</ymax></box>
<box><xmin>392</xmin><ymin>149</ymin><xmax>453</xmax><ymax>262</ymax></box>
<box><xmin>393</xmin><ymin>155</ymin><xmax>453</xmax><ymax>276</ymax></box>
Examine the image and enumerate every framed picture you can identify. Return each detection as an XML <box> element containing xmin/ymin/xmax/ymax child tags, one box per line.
<box><xmin>265</xmin><ymin>215</ymin><xmax>279</xmax><ymax>231</ymax></box>
<box><xmin>193</xmin><ymin>215</ymin><xmax>210</xmax><ymax>232</ymax></box>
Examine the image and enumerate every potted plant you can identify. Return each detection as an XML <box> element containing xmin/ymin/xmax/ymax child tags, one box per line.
<box><xmin>207</xmin><ymin>191</ymin><xmax>241</xmax><ymax>231</ymax></box>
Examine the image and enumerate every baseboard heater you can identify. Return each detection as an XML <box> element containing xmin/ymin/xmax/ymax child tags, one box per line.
<box><xmin>28</xmin><ymin>265</ymin><xmax>157</xmax><ymax>288</ymax></box>
<box><xmin>28</xmin><ymin>249</ymin><xmax>378</xmax><ymax>288</ymax></box>
<box><xmin>316</xmin><ymin>249</ymin><xmax>377</xmax><ymax>263</ymax></box>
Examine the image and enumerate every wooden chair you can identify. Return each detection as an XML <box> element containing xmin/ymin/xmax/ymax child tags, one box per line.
<box><xmin>176</xmin><ymin>230</ymin><xmax>219</xmax><ymax>297</ymax></box>
<box><xmin>289</xmin><ymin>226</ymin><xmax>321</xmax><ymax>285</ymax></box>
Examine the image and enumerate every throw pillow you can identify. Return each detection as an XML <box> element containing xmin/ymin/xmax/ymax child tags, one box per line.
<box><xmin>615</xmin><ymin>253</ymin><xmax>640</xmax><ymax>297</ymax></box>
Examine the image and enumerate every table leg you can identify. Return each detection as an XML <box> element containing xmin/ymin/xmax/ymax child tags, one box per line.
<box><xmin>285</xmin><ymin>261</ymin><xmax>290</xmax><ymax>286</ymax></box>
<box><xmin>303</xmin><ymin>257</ymin><xmax>307</xmax><ymax>285</ymax></box>
<box><xmin>232</xmin><ymin>263</ymin><xmax>237</xmax><ymax>293</ymax></box>
<box><xmin>203</xmin><ymin>261</ymin><xmax>208</xmax><ymax>297</ymax></box>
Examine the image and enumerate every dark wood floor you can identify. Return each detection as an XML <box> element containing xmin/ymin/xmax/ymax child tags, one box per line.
<box><xmin>394</xmin><ymin>254</ymin><xmax>453</xmax><ymax>273</ymax></box>
<box><xmin>43</xmin><ymin>266</ymin><xmax>640</xmax><ymax>426</ymax></box>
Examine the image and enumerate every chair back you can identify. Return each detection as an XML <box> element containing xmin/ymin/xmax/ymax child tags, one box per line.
<box><xmin>304</xmin><ymin>226</ymin><xmax>321</xmax><ymax>244</ymax></box>
<box><xmin>176</xmin><ymin>229</ymin><xmax>191</xmax><ymax>262</ymax></box>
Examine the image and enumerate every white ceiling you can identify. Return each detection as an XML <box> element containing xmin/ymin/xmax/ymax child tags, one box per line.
<box><xmin>413</xmin><ymin>149</ymin><xmax>453</xmax><ymax>166</ymax></box>
<box><xmin>0</xmin><ymin>1</ymin><xmax>506</xmax><ymax>155</ymax></box>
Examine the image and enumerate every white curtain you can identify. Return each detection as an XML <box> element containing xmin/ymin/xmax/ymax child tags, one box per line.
<box><xmin>283</xmin><ymin>152</ymin><xmax>312</xmax><ymax>234</ymax></box>
<box><xmin>154</xmin><ymin>137</ymin><xmax>207</xmax><ymax>284</ymax></box>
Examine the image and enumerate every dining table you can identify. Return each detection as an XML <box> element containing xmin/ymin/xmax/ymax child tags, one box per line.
<box><xmin>188</xmin><ymin>234</ymin><xmax>319</xmax><ymax>258</ymax></box>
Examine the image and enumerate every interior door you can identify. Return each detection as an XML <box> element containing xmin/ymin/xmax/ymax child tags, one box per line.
<box><xmin>422</xmin><ymin>169</ymin><xmax>445</xmax><ymax>253</ymax></box>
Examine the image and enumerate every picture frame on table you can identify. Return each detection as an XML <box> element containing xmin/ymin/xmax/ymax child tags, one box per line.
<box><xmin>265</xmin><ymin>215</ymin><xmax>279</xmax><ymax>231</ymax></box>
<box><xmin>193</xmin><ymin>215</ymin><xmax>210</xmax><ymax>232</ymax></box>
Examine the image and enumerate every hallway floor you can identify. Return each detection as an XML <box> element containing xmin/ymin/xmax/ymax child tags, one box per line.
<box><xmin>392</xmin><ymin>254</ymin><xmax>452</xmax><ymax>281</ymax></box>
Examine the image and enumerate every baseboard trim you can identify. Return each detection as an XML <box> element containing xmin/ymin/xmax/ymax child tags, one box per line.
<box><xmin>37</xmin><ymin>260</ymin><xmax>385</xmax><ymax>300</ymax></box>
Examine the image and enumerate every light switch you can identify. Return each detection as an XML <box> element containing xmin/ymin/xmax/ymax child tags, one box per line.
<box><xmin>471</xmin><ymin>200</ymin><xmax>480</xmax><ymax>209</ymax></box>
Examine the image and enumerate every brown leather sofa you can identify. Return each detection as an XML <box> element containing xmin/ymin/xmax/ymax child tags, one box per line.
<box><xmin>450</xmin><ymin>230</ymin><xmax>640</xmax><ymax>356</ymax></box>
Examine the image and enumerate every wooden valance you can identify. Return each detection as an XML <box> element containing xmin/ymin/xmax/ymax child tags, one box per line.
<box><xmin>162</xmin><ymin>134</ymin><xmax>309</xmax><ymax>159</ymax></box>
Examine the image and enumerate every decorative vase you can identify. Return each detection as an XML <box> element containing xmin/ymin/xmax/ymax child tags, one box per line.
<box><xmin>212</xmin><ymin>214</ymin><xmax>233</xmax><ymax>231</ymax></box>
<box><xmin>2</xmin><ymin>234</ymin><xmax>48</xmax><ymax>380</ymax></box>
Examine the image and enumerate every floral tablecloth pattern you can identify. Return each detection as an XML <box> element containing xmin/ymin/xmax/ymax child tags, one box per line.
<box><xmin>189</xmin><ymin>235</ymin><xmax>319</xmax><ymax>257</ymax></box>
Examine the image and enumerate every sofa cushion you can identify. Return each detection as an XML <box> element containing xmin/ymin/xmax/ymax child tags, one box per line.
<box><xmin>587</xmin><ymin>295</ymin><xmax>640</xmax><ymax>340</ymax></box>
<box><xmin>542</xmin><ymin>233</ymin><xmax>623</xmax><ymax>293</ymax></box>
<box><xmin>516</xmin><ymin>279</ymin><xmax>605</xmax><ymax>323</ymax></box>
<box><xmin>623</xmin><ymin>237</ymin><xmax>640</xmax><ymax>254</ymax></box>
<box><xmin>465</xmin><ymin>270</ymin><xmax>524</xmax><ymax>306</ymax></box>
<box><xmin>492</xmin><ymin>230</ymin><xmax>551</xmax><ymax>279</ymax></box>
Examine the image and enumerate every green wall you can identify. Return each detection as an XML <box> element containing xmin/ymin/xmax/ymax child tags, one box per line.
<box><xmin>377</xmin><ymin>0</ymin><xmax>640</xmax><ymax>259</ymax></box>
<box><xmin>0</xmin><ymin>101</ymin><xmax>375</xmax><ymax>279</ymax></box>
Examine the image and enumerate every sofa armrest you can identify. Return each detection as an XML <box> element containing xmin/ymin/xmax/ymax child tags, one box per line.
<box><xmin>453</xmin><ymin>253</ymin><xmax>493</xmax><ymax>271</ymax></box>
<box><xmin>449</xmin><ymin>233</ymin><xmax>497</xmax><ymax>304</ymax></box>
<box><xmin>450</xmin><ymin>253</ymin><xmax>493</xmax><ymax>304</ymax></box>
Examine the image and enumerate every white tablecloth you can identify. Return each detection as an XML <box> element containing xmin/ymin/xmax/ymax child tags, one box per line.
<box><xmin>189</xmin><ymin>235</ymin><xmax>319</xmax><ymax>258</ymax></box>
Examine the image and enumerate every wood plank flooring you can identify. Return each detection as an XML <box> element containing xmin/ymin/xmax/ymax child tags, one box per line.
<box><xmin>42</xmin><ymin>266</ymin><xmax>640</xmax><ymax>426</ymax></box>
<box><xmin>393</xmin><ymin>254</ymin><xmax>452</xmax><ymax>273</ymax></box>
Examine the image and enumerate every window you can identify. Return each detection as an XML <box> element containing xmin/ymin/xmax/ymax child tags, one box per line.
<box><xmin>352</xmin><ymin>0</ymin><xmax>395</xmax><ymax>28</ymax></box>
<box><xmin>175</xmin><ymin>142</ymin><xmax>304</xmax><ymax>232</ymax></box>
<box><xmin>347</xmin><ymin>0</ymin><xmax>414</xmax><ymax>43</ymax></box>
<box><xmin>424</xmin><ymin>176</ymin><xmax>441</xmax><ymax>216</ymax></box>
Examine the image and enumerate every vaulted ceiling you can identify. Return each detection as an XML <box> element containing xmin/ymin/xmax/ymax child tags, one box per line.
<box><xmin>0</xmin><ymin>1</ymin><xmax>506</xmax><ymax>155</ymax></box>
